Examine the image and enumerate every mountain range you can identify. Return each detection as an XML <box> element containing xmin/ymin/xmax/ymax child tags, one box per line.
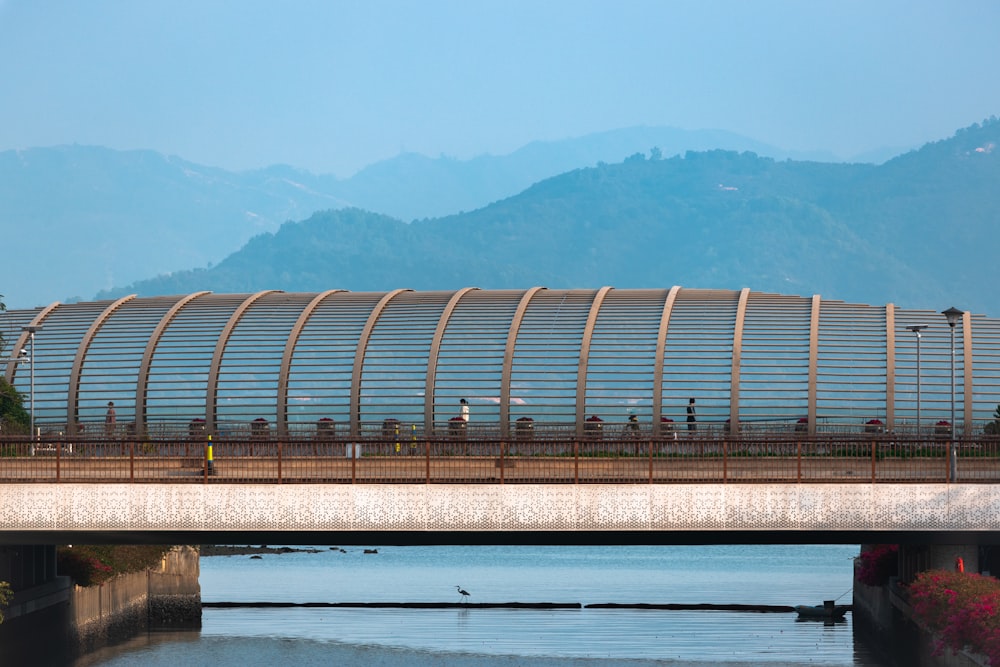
<box><xmin>4</xmin><ymin>120</ymin><xmax>997</xmax><ymax>315</ymax></box>
<box><xmin>93</xmin><ymin>118</ymin><xmax>1000</xmax><ymax>316</ymax></box>
<box><xmin>1</xmin><ymin>126</ymin><xmax>902</xmax><ymax>310</ymax></box>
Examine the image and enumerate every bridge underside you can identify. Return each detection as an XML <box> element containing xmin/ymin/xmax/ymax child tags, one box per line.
<box><xmin>2</xmin><ymin>484</ymin><xmax>1000</xmax><ymax>546</ymax></box>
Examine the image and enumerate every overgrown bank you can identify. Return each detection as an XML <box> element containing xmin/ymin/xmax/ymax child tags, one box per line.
<box><xmin>57</xmin><ymin>544</ymin><xmax>172</xmax><ymax>586</ymax></box>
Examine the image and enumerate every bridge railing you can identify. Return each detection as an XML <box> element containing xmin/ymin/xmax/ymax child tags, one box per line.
<box><xmin>12</xmin><ymin>418</ymin><xmax>993</xmax><ymax>442</ymax></box>
<box><xmin>1</xmin><ymin>433</ymin><xmax>997</xmax><ymax>484</ymax></box>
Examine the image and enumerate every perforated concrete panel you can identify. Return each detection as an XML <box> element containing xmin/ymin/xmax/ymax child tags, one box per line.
<box><xmin>3</xmin><ymin>483</ymin><xmax>999</xmax><ymax>537</ymax></box>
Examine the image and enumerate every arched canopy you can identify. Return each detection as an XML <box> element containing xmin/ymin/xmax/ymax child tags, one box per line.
<box><xmin>0</xmin><ymin>288</ymin><xmax>989</xmax><ymax>437</ymax></box>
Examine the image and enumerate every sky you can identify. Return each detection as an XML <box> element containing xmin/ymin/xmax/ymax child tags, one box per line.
<box><xmin>1</xmin><ymin>1</ymin><xmax>998</xmax><ymax>177</ymax></box>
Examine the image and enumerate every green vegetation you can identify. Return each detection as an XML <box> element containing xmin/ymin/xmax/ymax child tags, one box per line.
<box><xmin>0</xmin><ymin>377</ymin><xmax>29</xmax><ymax>435</ymax></box>
<box><xmin>0</xmin><ymin>291</ymin><xmax>31</xmax><ymax>435</ymax></box>
<box><xmin>56</xmin><ymin>545</ymin><xmax>171</xmax><ymax>587</ymax></box>
<box><xmin>985</xmin><ymin>404</ymin><xmax>1000</xmax><ymax>436</ymax></box>
<box><xmin>0</xmin><ymin>580</ymin><xmax>11</xmax><ymax>623</ymax></box>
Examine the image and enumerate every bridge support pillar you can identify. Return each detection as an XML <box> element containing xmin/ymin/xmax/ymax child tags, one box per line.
<box><xmin>897</xmin><ymin>543</ymin><xmax>980</xmax><ymax>585</ymax></box>
<box><xmin>0</xmin><ymin>544</ymin><xmax>58</xmax><ymax>592</ymax></box>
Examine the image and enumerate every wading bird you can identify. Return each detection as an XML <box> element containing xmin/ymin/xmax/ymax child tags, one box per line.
<box><xmin>456</xmin><ymin>585</ymin><xmax>470</xmax><ymax>602</ymax></box>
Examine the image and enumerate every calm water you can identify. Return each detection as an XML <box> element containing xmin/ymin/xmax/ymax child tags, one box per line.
<box><xmin>74</xmin><ymin>545</ymin><xmax>891</xmax><ymax>666</ymax></box>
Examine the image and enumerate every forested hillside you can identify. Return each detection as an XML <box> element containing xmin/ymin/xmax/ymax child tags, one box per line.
<box><xmin>1</xmin><ymin>126</ymin><xmax>794</xmax><ymax>310</ymax></box>
<box><xmin>100</xmin><ymin>119</ymin><xmax>1000</xmax><ymax>314</ymax></box>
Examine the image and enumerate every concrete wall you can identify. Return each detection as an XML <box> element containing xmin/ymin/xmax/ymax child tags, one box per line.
<box><xmin>0</xmin><ymin>545</ymin><xmax>200</xmax><ymax>663</ymax></box>
<box><xmin>73</xmin><ymin>545</ymin><xmax>201</xmax><ymax>646</ymax></box>
<box><xmin>148</xmin><ymin>543</ymin><xmax>201</xmax><ymax>627</ymax></box>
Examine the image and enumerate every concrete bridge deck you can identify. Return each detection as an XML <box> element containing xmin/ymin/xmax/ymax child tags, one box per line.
<box><xmin>3</xmin><ymin>481</ymin><xmax>999</xmax><ymax>546</ymax></box>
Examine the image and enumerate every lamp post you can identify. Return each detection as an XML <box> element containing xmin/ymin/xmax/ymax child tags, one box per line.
<box><xmin>21</xmin><ymin>326</ymin><xmax>41</xmax><ymax>439</ymax></box>
<box><xmin>942</xmin><ymin>307</ymin><xmax>963</xmax><ymax>482</ymax></box>
<box><xmin>906</xmin><ymin>325</ymin><xmax>928</xmax><ymax>438</ymax></box>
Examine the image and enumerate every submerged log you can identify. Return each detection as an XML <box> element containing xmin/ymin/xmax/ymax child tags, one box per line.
<box><xmin>203</xmin><ymin>601</ymin><xmax>582</xmax><ymax>609</ymax></box>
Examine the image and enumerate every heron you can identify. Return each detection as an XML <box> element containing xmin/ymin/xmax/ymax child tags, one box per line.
<box><xmin>456</xmin><ymin>585</ymin><xmax>470</xmax><ymax>602</ymax></box>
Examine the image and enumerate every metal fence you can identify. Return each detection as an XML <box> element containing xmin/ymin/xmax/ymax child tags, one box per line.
<box><xmin>2</xmin><ymin>431</ymin><xmax>996</xmax><ymax>484</ymax></box>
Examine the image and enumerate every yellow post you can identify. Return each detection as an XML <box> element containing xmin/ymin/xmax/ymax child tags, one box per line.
<box><xmin>207</xmin><ymin>434</ymin><xmax>214</xmax><ymax>475</ymax></box>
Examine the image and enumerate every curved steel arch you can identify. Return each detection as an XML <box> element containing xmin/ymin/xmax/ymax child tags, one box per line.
<box><xmin>886</xmin><ymin>303</ymin><xmax>897</xmax><ymax>431</ymax></box>
<box><xmin>276</xmin><ymin>289</ymin><xmax>345</xmax><ymax>436</ymax></box>
<box><xmin>652</xmin><ymin>286</ymin><xmax>681</xmax><ymax>436</ymax></box>
<box><xmin>424</xmin><ymin>287</ymin><xmax>478</xmax><ymax>430</ymax></box>
<box><xmin>729</xmin><ymin>288</ymin><xmax>751</xmax><ymax>431</ymax></box>
<box><xmin>67</xmin><ymin>295</ymin><xmax>136</xmax><ymax>434</ymax></box>
<box><xmin>962</xmin><ymin>310</ymin><xmax>974</xmax><ymax>432</ymax></box>
<box><xmin>206</xmin><ymin>291</ymin><xmax>280</xmax><ymax>433</ymax></box>
<box><xmin>350</xmin><ymin>289</ymin><xmax>410</xmax><ymax>436</ymax></box>
<box><xmin>4</xmin><ymin>301</ymin><xmax>60</xmax><ymax>385</ymax></box>
<box><xmin>575</xmin><ymin>286</ymin><xmax>614</xmax><ymax>437</ymax></box>
<box><xmin>499</xmin><ymin>287</ymin><xmax>545</xmax><ymax>437</ymax></box>
<box><xmin>135</xmin><ymin>292</ymin><xmax>211</xmax><ymax>434</ymax></box>
<box><xmin>807</xmin><ymin>294</ymin><xmax>821</xmax><ymax>436</ymax></box>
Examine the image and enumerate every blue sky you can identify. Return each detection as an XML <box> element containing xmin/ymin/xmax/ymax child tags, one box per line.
<box><xmin>1</xmin><ymin>0</ymin><xmax>998</xmax><ymax>176</ymax></box>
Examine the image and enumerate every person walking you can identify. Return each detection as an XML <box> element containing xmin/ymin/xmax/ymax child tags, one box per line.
<box><xmin>105</xmin><ymin>401</ymin><xmax>117</xmax><ymax>437</ymax></box>
<box><xmin>686</xmin><ymin>398</ymin><xmax>697</xmax><ymax>432</ymax></box>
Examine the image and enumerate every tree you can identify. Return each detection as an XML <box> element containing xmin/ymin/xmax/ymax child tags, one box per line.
<box><xmin>985</xmin><ymin>404</ymin><xmax>1000</xmax><ymax>435</ymax></box>
<box><xmin>0</xmin><ymin>378</ymin><xmax>29</xmax><ymax>434</ymax></box>
<box><xmin>0</xmin><ymin>293</ymin><xmax>29</xmax><ymax>434</ymax></box>
<box><xmin>0</xmin><ymin>580</ymin><xmax>11</xmax><ymax>623</ymax></box>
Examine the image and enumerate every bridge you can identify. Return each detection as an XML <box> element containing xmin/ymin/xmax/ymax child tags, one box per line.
<box><xmin>2</xmin><ymin>432</ymin><xmax>999</xmax><ymax>548</ymax></box>
<box><xmin>2</xmin><ymin>287</ymin><xmax>999</xmax><ymax>580</ymax></box>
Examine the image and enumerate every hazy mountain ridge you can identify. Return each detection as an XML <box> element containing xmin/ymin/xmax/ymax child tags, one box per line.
<box><xmin>0</xmin><ymin>146</ymin><xmax>350</xmax><ymax>307</ymax></box>
<box><xmin>3</xmin><ymin>126</ymin><xmax>830</xmax><ymax>310</ymax></box>
<box><xmin>100</xmin><ymin>118</ymin><xmax>1000</xmax><ymax>315</ymax></box>
<box><xmin>337</xmin><ymin>126</ymin><xmax>849</xmax><ymax>221</ymax></box>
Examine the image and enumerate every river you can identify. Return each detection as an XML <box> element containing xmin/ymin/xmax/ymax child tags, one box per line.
<box><xmin>73</xmin><ymin>544</ymin><xmax>891</xmax><ymax>666</ymax></box>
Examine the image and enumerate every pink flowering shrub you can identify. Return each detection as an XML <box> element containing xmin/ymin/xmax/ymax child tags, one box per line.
<box><xmin>908</xmin><ymin>570</ymin><xmax>1000</xmax><ymax>665</ymax></box>
<box><xmin>856</xmin><ymin>544</ymin><xmax>898</xmax><ymax>586</ymax></box>
<box><xmin>57</xmin><ymin>545</ymin><xmax>168</xmax><ymax>587</ymax></box>
<box><xmin>57</xmin><ymin>549</ymin><xmax>114</xmax><ymax>586</ymax></box>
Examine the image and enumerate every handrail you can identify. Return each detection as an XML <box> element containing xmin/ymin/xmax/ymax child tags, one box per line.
<box><xmin>1</xmin><ymin>433</ymin><xmax>997</xmax><ymax>485</ymax></box>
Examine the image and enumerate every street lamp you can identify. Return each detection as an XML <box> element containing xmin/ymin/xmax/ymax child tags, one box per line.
<box><xmin>906</xmin><ymin>325</ymin><xmax>928</xmax><ymax>438</ymax></box>
<box><xmin>21</xmin><ymin>325</ymin><xmax>42</xmax><ymax>439</ymax></box>
<box><xmin>942</xmin><ymin>307</ymin><xmax>963</xmax><ymax>482</ymax></box>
